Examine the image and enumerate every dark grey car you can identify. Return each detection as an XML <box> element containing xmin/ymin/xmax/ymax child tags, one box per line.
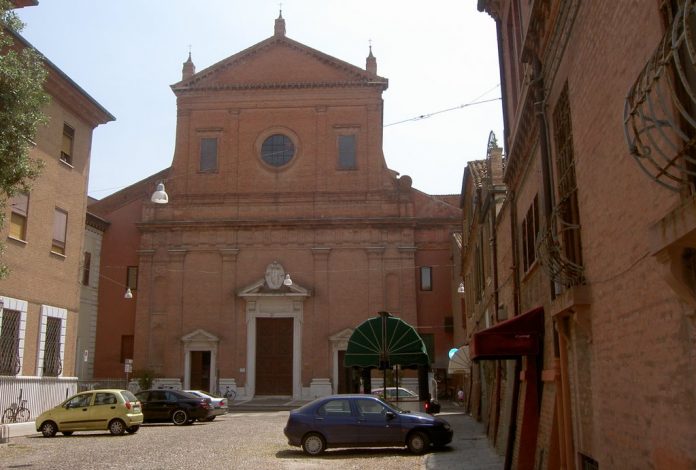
<box><xmin>283</xmin><ymin>394</ymin><xmax>453</xmax><ymax>455</ymax></box>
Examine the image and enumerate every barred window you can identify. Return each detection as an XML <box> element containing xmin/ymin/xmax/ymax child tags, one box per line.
<box><xmin>43</xmin><ymin>317</ymin><xmax>62</xmax><ymax>377</ymax></box>
<box><xmin>0</xmin><ymin>309</ymin><xmax>21</xmax><ymax>376</ymax></box>
<box><xmin>553</xmin><ymin>83</ymin><xmax>583</xmax><ymax>269</ymax></box>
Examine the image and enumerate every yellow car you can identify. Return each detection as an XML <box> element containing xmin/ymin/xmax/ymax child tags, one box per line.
<box><xmin>35</xmin><ymin>389</ymin><xmax>144</xmax><ymax>437</ymax></box>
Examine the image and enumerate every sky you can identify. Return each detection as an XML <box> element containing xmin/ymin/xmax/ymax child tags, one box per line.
<box><xmin>16</xmin><ymin>1</ymin><xmax>503</xmax><ymax>199</ymax></box>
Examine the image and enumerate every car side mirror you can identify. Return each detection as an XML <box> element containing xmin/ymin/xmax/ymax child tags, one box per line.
<box><xmin>385</xmin><ymin>411</ymin><xmax>396</xmax><ymax>420</ymax></box>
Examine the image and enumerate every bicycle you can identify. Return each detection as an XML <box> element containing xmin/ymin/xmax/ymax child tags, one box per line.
<box><xmin>220</xmin><ymin>386</ymin><xmax>236</xmax><ymax>403</ymax></box>
<box><xmin>2</xmin><ymin>391</ymin><xmax>31</xmax><ymax>424</ymax></box>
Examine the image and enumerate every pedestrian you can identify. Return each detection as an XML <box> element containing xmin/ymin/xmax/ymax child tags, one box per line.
<box><xmin>456</xmin><ymin>387</ymin><xmax>464</xmax><ymax>406</ymax></box>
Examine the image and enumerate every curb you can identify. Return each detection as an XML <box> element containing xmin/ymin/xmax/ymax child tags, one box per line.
<box><xmin>0</xmin><ymin>421</ymin><xmax>37</xmax><ymax>441</ymax></box>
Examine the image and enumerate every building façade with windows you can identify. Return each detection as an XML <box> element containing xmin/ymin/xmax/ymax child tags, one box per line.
<box><xmin>90</xmin><ymin>15</ymin><xmax>461</xmax><ymax>400</ymax></box>
<box><xmin>465</xmin><ymin>1</ymin><xmax>696</xmax><ymax>468</ymax></box>
<box><xmin>0</xmin><ymin>1</ymin><xmax>114</xmax><ymax>410</ymax></box>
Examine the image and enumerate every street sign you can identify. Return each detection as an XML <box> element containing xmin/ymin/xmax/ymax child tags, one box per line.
<box><xmin>124</xmin><ymin>358</ymin><xmax>133</xmax><ymax>373</ymax></box>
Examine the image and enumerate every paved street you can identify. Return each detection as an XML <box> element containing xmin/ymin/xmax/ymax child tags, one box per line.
<box><xmin>0</xmin><ymin>407</ymin><xmax>503</xmax><ymax>469</ymax></box>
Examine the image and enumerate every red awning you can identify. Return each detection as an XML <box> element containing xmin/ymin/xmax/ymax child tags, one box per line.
<box><xmin>470</xmin><ymin>306</ymin><xmax>544</xmax><ymax>361</ymax></box>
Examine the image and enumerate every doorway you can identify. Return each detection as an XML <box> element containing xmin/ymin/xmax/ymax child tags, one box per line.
<box><xmin>189</xmin><ymin>351</ymin><xmax>211</xmax><ymax>390</ymax></box>
<box><xmin>337</xmin><ymin>350</ymin><xmax>360</xmax><ymax>393</ymax></box>
<box><xmin>255</xmin><ymin>318</ymin><xmax>293</xmax><ymax>395</ymax></box>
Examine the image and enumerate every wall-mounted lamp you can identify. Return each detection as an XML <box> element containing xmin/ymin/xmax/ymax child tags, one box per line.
<box><xmin>151</xmin><ymin>182</ymin><xmax>169</xmax><ymax>204</ymax></box>
<box><xmin>124</xmin><ymin>287</ymin><xmax>133</xmax><ymax>299</ymax></box>
<box><xmin>457</xmin><ymin>281</ymin><xmax>465</xmax><ymax>294</ymax></box>
<box><xmin>283</xmin><ymin>274</ymin><xmax>293</xmax><ymax>286</ymax></box>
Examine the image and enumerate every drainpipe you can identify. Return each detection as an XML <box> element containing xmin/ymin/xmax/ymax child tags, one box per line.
<box><xmin>504</xmin><ymin>188</ymin><xmax>520</xmax><ymax>470</ymax></box>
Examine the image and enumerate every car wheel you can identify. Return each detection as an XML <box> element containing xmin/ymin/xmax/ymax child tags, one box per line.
<box><xmin>40</xmin><ymin>421</ymin><xmax>57</xmax><ymax>438</ymax></box>
<box><xmin>109</xmin><ymin>419</ymin><xmax>126</xmax><ymax>436</ymax></box>
<box><xmin>126</xmin><ymin>425</ymin><xmax>140</xmax><ymax>434</ymax></box>
<box><xmin>172</xmin><ymin>409</ymin><xmax>189</xmax><ymax>426</ymax></box>
<box><xmin>302</xmin><ymin>432</ymin><xmax>326</xmax><ymax>456</ymax></box>
<box><xmin>407</xmin><ymin>431</ymin><xmax>430</xmax><ymax>454</ymax></box>
<box><xmin>62</xmin><ymin>431</ymin><xmax>74</xmax><ymax>436</ymax></box>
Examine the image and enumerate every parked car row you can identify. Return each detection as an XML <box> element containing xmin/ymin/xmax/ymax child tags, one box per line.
<box><xmin>35</xmin><ymin>388</ymin><xmax>228</xmax><ymax>437</ymax></box>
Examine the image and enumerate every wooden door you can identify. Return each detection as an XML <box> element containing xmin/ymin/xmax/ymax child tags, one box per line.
<box><xmin>256</xmin><ymin>318</ymin><xmax>293</xmax><ymax>395</ymax></box>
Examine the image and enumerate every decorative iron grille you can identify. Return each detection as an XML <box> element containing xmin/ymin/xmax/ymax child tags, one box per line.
<box><xmin>0</xmin><ymin>310</ymin><xmax>21</xmax><ymax>376</ymax></box>
<box><xmin>624</xmin><ymin>0</ymin><xmax>696</xmax><ymax>191</ymax></box>
<box><xmin>536</xmin><ymin>205</ymin><xmax>585</xmax><ymax>287</ymax></box>
<box><xmin>42</xmin><ymin>317</ymin><xmax>62</xmax><ymax>377</ymax></box>
<box><xmin>537</xmin><ymin>83</ymin><xmax>585</xmax><ymax>287</ymax></box>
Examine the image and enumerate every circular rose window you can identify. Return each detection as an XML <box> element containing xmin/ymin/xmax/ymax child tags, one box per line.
<box><xmin>260</xmin><ymin>134</ymin><xmax>295</xmax><ymax>167</ymax></box>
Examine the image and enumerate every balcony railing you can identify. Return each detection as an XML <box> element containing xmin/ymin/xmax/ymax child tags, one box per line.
<box><xmin>536</xmin><ymin>202</ymin><xmax>584</xmax><ymax>288</ymax></box>
<box><xmin>624</xmin><ymin>1</ymin><xmax>696</xmax><ymax>191</ymax></box>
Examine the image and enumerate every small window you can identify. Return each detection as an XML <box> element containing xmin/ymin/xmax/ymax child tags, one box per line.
<box><xmin>82</xmin><ymin>252</ymin><xmax>91</xmax><ymax>286</ymax></box>
<box><xmin>338</xmin><ymin>135</ymin><xmax>356</xmax><ymax>169</ymax></box>
<box><xmin>521</xmin><ymin>195</ymin><xmax>539</xmax><ymax>272</ymax></box>
<box><xmin>9</xmin><ymin>192</ymin><xmax>29</xmax><ymax>241</ymax></box>
<box><xmin>200</xmin><ymin>137</ymin><xmax>218</xmax><ymax>172</ymax></box>
<box><xmin>420</xmin><ymin>266</ymin><xmax>432</xmax><ymax>291</ymax></box>
<box><xmin>120</xmin><ymin>335</ymin><xmax>134</xmax><ymax>364</ymax></box>
<box><xmin>52</xmin><ymin>208</ymin><xmax>68</xmax><ymax>255</ymax></box>
<box><xmin>61</xmin><ymin>124</ymin><xmax>74</xmax><ymax>165</ymax></box>
<box><xmin>127</xmin><ymin>266</ymin><xmax>138</xmax><ymax>291</ymax></box>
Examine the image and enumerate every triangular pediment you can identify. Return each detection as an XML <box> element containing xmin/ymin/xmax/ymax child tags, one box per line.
<box><xmin>329</xmin><ymin>328</ymin><xmax>354</xmax><ymax>342</ymax></box>
<box><xmin>181</xmin><ymin>329</ymin><xmax>219</xmax><ymax>343</ymax></box>
<box><xmin>172</xmin><ymin>35</ymin><xmax>387</xmax><ymax>92</ymax></box>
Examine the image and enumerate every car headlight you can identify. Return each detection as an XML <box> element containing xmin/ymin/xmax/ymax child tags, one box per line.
<box><xmin>443</xmin><ymin>423</ymin><xmax>451</xmax><ymax>431</ymax></box>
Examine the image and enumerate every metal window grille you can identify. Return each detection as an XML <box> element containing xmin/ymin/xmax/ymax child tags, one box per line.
<box><xmin>0</xmin><ymin>310</ymin><xmax>21</xmax><ymax>376</ymax></box>
<box><xmin>537</xmin><ymin>83</ymin><xmax>585</xmax><ymax>287</ymax></box>
<box><xmin>42</xmin><ymin>317</ymin><xmax>62</xmax><ymax>377</ymax></box>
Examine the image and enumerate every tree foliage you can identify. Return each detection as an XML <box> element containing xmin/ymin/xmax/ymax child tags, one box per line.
<box><xmin>0</xmin><ymin>0</ymin><xmax>50</xmax><ymax>277</ymax></box>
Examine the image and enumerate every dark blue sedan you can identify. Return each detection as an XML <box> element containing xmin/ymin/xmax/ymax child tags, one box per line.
<box><xmin>284</xmin><ymin>394</ymin><xmax>453</xmax><ymax>455</ymax></box>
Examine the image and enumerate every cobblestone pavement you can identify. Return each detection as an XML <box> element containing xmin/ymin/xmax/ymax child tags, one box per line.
<box><xmin>0</xmin><ymin>411</ymin><xmax>426</xmax><ymax>470</ymax></box>
<box><xmin>1</xmin><ymin>407</ymin><xmax>504</xmax><ymax>469</ymax></box>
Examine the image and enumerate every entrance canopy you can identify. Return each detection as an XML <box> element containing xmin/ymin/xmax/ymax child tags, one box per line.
<box><xmin>344</xmin><ymin>312</ymin><xmax>429</xmax><ymax>369</ymax></box>
<box><xmin>470</xmin><ymin>306</ymin><xmax>544</xmax><ymax>361</ymax></box>
<box><xmin>447</xmin><ymin>345</ymin><xmax>471</xmax><ymax>375</ymax></box>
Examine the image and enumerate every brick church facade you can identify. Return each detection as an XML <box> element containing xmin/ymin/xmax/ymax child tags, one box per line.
<box><xmin>91</xmin><ymin>15</ymin><xmax>461</xmax><ymax>399</ymax></box>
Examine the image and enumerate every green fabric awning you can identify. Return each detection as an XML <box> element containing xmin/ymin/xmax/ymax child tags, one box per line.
<box><xmin>343</xmin><ymin>312</ymin><xmax>429</xmax><ymax>369</ymax></box>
